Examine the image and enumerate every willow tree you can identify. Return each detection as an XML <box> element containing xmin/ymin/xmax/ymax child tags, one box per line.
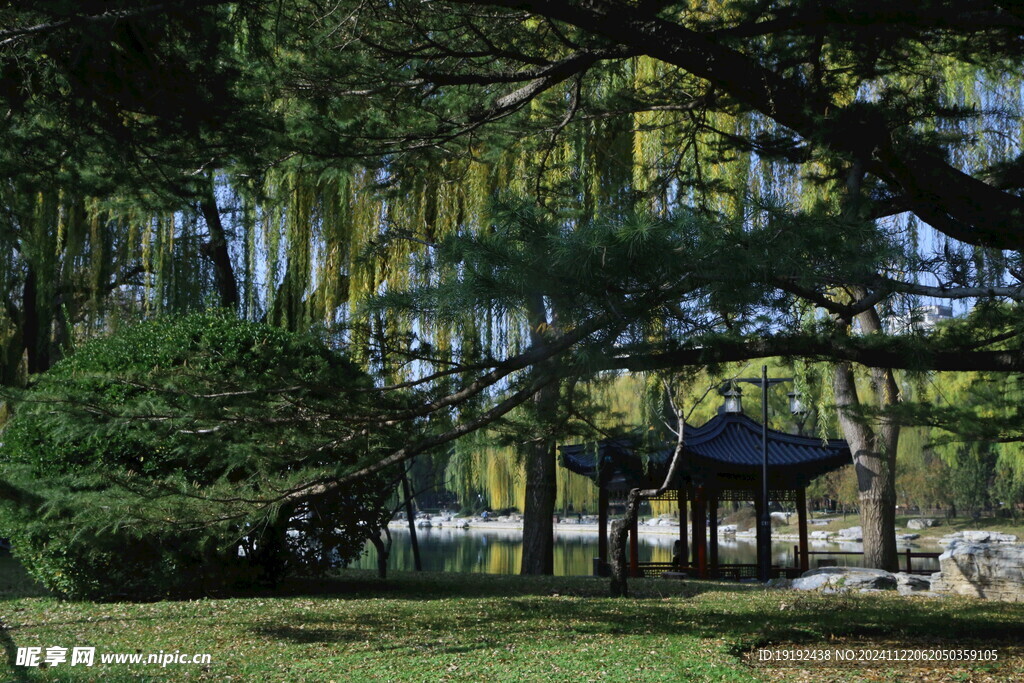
<box><xmin>0</xmin><ymin>1</ymin><xmax>286</xmax><ymax>380</ymax></box>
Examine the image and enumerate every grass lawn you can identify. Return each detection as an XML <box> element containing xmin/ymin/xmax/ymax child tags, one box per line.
<box><xmin>1</xmin><ymin>556</ymin><xmax>1023</xmax><ymax>682</ymax></box>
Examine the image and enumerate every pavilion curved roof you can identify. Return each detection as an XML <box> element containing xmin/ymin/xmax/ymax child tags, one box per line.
<box><xmin>559</xmin><ymin>412</ymin><xmax>851</xmax><ymax>492</ymax></box>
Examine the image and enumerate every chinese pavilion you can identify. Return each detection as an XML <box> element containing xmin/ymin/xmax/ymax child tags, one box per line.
<box><xmin>559</xmin><ymin>409</ymin><xmax>851</xmax><ymax>580</ymax></box>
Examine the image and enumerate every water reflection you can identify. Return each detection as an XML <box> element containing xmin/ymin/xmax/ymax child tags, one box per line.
<box><xmin>354</xmin><ymin>528</ymin><xmax>940</xmax><ymax>576</ymax></box>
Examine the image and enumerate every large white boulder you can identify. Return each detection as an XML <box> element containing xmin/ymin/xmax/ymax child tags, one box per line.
<box><xmin>837</xmin><ymin>526</ymin><xmax>863</xmax><ymax>541</ymax></box>
<box><xmin>929</xmin><ymin>541</ymin><xmax>1024</xmax><ymax>602</ymax></box>
<box><xmin>791</xmin><ymin>567</ymin><xmax>897</xmax><ymax>592</ymax></box>
<box><xmin>960</xmin><ymin>530</ymin><xmax>1019</xmax><ymax>544</ymax></box>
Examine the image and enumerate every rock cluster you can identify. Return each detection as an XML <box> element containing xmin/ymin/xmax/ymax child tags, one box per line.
<box><xmin>929</xmin><ymin>541</ymin><xmax>1024</xmax><ymax>602</ymax></box>
<box><xmin>938</xmin><ymin>530</ymin><xmax>1018</xmax><ymax>545</ymax></box>
<box><xmin>788</xmin><ymin>567</ymin><xmax>938</xmax><ymax>596</ymax></box>
<box><xmin>791</xmin><ymin>567</ymin><xmax>897</xmax><ymax>592</ymax></box>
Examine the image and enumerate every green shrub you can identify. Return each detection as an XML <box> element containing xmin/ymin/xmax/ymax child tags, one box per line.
<box><xmin>0</xmin><ymin>311</ymin><xmax>402</xmax><ymax>599</ymax></box>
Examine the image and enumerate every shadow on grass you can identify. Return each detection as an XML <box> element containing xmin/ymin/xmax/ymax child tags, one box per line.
<box><xmin>0</xmin><ymin>621</ymin><xmax>32</xmax><ymax>683</ymax></box>
<box><xmin>0</xmin><ymin>554</ymin><xmax>50</xmax><ymax>603</ymax></box>
<box><xmin>241</xmin><ymin>570</ymin><xmax>760</xmax><ymax>603</ymax></box>
<box><xmin>241</xmin><ymin>588</ymin><xmax>1024</xmax><ymax>658</ymax></box>
<box><xmin>250</xmin><ymin>625</ymin><xmax>366</xmax><ymax>645</ymax></box>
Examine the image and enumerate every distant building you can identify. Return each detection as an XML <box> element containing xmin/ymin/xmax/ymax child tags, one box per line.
<box><xmin>888</xmin><ymin>304</ymin><xmax>954</xmax><ymax>333</ymax></box>
<box><xmin>912</xmin><ymin>304</ymin><xmax>953</xmax><ymax>330</ymax></box>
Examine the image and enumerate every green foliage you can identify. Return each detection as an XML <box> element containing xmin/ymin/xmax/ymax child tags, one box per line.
<box><xmin>946</xmin><ymin>443</ymin><xmax>999</xmax><ymax>517</ymax></box>
<box><xmin>0</xmin><ymin>311</ymin><xmax>404</xmax><ymax>598</ymax></box>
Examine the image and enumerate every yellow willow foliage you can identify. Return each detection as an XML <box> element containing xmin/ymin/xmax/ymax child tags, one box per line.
<box><xmin>31</xmin><ymin>191</ymin><xmax>59</xmax><ymax>262</ymax></box>
<box><xmin>632</xmin><ymin>56</ymin><xmax>664</xmax><ymax>202</ymax></box>
<box><xmin>998</xmin><ymin>442</ymin><xmax>1024</xmax><ymax>484</ymax></box>
<box><xmin>556</xmin><ymin>467</ymin><xmax>599</xmax><ymax>514</ymax></box>
<box><xmin>446</xmin><ymin>442</ymin><xmax>605</xmax><ymax>513</ymax></box>
<box><xmin>631</xmin><ymin>66</ymin><xmax>757</xmax><ymax>217</ymax></box>
<box><xmin>153</xmin><ymin>214</ymin><xmax>170</xmax><ymax>311</ymax></box>
<box><xmin>444</xmin><ymin>373</ymin><xmax>658</xmax><ymax>512</ymax></box>
<box><xmin>445</xmin><ymin>443</ymin><xmax>526</xmax><ymax>511</ymax></box>
<box><xmin>54</xmin><ymin>188</ymin><xmax>70</xmax><ymax>257</ymax></box>
<box><xmin>311</xmin><ymin>174</ymin><xmax>351</xmax><ymax>325</ymax></box>
<box><xmin>995</xmin><ymin>376</ymin><xmax>1024</xmax><ymax>478</ymax></box>
<box><xmin>270</xmin><ymin>172</ymin><xmax>315</xmax><ymax>331</ymax></box>
<box><xmin>649</xmin><ymin>499</ymin><xmax>678</xmax><ymax>517</ymax></box>
<box><xmin>246</xmin><ymin>167</ymin><xmax>355</xmax><ymax>330</ymax></box>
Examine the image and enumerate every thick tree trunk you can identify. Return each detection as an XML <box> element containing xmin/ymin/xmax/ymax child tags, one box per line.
<box><xmin>833</xmin><ymin>360</ymin><xmax>899</xmax><ymax>571</ymax></box>
<box><xmin>520</xmin><ymin>294</ymin><xmax>558</xmax><ymax>575</ymax></box>
<box><xmin>521</xmin><ymin>437</ymin><xmax>557</xmax><ymax>574</ymax></box>
<box><xmin>833</xmin><ymin>164</ymin><xmax>901</xmax><ymax>571</ymax></box>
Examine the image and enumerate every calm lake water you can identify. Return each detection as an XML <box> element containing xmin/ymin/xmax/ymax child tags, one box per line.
<box><xmin>354</xmin><ymin>527</ymin><xmax>941</xmax><ymax>576</ymax></box>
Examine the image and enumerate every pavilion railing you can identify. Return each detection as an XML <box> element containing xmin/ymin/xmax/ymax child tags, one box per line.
<box><xmin>797</xmin><ymin>546</ymin><xmax>941</xmax><ymax>575</ymax></box>
<box><xmin>637</xmin><ymin>547</ymin><xmax>941</xmax><ymax>581</ymax></box>
<box><xmin>653</xmin><ymin>564</ymin><xmax>800</xmax><ymax>580</ymax></box>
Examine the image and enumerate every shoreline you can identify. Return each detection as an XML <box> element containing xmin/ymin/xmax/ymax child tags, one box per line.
<box><xmin>387</xmin><ymin>518</ymin><xmax>948</xmax><ymax>548</ymax></box>
<box><xmin>388</xmin><ymin>519</ymin><xmax>842</xmax><ymax>544</ymax></box>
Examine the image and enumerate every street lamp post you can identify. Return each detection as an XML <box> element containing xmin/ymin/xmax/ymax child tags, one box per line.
<box><xmin>731</xmin><ymin>366</ymin><xmax>801</xmax><ymax>581</ymax></box>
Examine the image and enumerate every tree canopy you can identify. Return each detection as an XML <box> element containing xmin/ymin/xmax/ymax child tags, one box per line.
<box><xmin>2</xmin><ymin>1</ymin><xmax>1024</xmax><ymax>575</ymax></box>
